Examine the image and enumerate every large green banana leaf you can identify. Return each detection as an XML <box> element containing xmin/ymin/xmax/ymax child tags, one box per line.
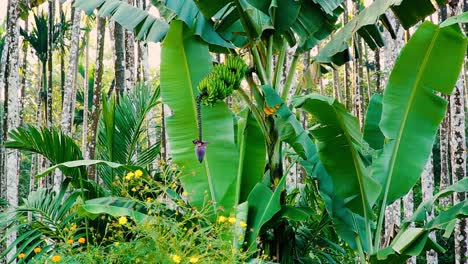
<box><xmin>293</xmin><ymin>95</ymin><xmax>381</xmax><ymax>217</ymax></box>
<box><xmin>245</xmin><ymin>176</ymin><xmax>286</xmax><ymax>252</ymax></box>
<box><xmin>315</xmin><ymin>0</ymin><xmax>446</xmax><ymax>65</ymax></box>
<box><xmin>74</xmin><ymin>0</ymin><xmax>233</xmax><ymax>50</ymax></box>
<box><xmin>261</xmin><ymin>86</ymin><xmax>369</xmax><ymax>251</ymax></box>
<box><xmin>160</xmin><ymin>20</ymin><xmax>238</xmax><ymax>213</ymax></box>
<box><xmin>372</xmin><ymin>22</ymin><xmax>467</xmax><ymax>206</ymax></box>
<box><xmin>236</xmin><ymin>109</ymin><xmax>266</xmax><ymax>203</ymax></box>
<box><xmin>194</xmin><ymin>0</ymin><xmax>340</xmax><ymax>50</ymax></box>
<box><xmin>363</xmin><ymin>94</ymin><xmax>384</xmax><ymax>150</ymax></box>
<box><xmin>74</xmin><ymin>0</ymin><xmax>168</xmax><ymax>43</ymax></box>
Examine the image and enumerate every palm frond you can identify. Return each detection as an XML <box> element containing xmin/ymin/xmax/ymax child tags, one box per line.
<box><xmin>0</xmin><ymin>180</ymin><xmax>82</xmax><ymax>263</ymax></box>
<box><xmin>97</xmin><ymin>84</ymin><xmax>160</xmax><ymax>192</ymax></box>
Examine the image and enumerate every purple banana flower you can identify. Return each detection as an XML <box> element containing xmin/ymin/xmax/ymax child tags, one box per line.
<box><xmin>192</xmin><ymin>139</ymin><xmax>209</xmax><ymax>163</ymax></box>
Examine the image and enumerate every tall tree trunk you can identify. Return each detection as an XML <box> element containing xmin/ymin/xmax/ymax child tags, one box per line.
<box><xmin>374</xmin><ymin>49</ymin><xmax>381</xmax><ymax>93</ymax></box>
<box><xmin>332</xmin><ymin>68</ymin><xmax>342</xmax><ymax>102</ymax></box>
<box><xmin>82</xmin><ymin>26</ymin><xmax>90</xmax><ymax>159</ymax></box>
<box><xmin>438</xmin><ymin>3</ymin><xmax>452</xmax><ymax>209</ymax></box>
<box><xmin>88</xmin><ymin>17</ymin><xmax>106</xmax><ymax>180</ymax></box>
<box><xmin>59</xmin><ymin>6</ymin><xmax>81</xmax><ymax>190</ymax></box>
<box><xmin>448</xmin><ymin>2</ymin><xmax>468</xmax><ymax>263</ymax></box>
<box><xmin>47</xmin><ymin>0</ymin><xmax>54</xmax><ymax>127</ymax></box>
<box><xmin>403</xmin><ymin>189</ymin><xmax>416</xmax><ymax>264</ymax></box>
<box><xmin>59</xmin><ymin>1</ymin><xmax>65</xmax><ymax>107</ymax></box>
<box><xmin>451</xmin><ymin>75</ymin><xmax>468</xmax><ymax>264</ymax></box>
<box><xmin>125</xmin><ymin>0</ymin><xmax>135</xmax><ymax>90</ymax></box>
<box><xmin>2</xmin><ymin>0</ymin><xmax>21</xmax><ymax>262</ymax></box>
<box><xmin>114</xmin><ymin>23</ymin><xmax>126</xmax><ymax>100</ymax></box>
<box><xmin>343</xmin><ymin>0</ymin><xmax>352</xmax><ymax>110</ymax></box>
<box><xmin>19</xmin><ymin>5</ymin><xmax>28</xmax><ymax>127</ymax></box>
<box><xmin>61</xmin><ymin>6</ymin><xmax>81</xmax><ymax>135</ymax></box>
<box><xmin>352</xmin><ymin>35</ymin><xmax>364</xmax><ymax>127</ymax></box>
<box><xmin>421</xmin><ymin>153</ymin><xmax>438</xmax><ymax>263</ymax></box>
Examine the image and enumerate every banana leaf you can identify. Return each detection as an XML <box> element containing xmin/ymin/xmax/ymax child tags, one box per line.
<box><xmin>293</xmin><ymin>94</ymin><xmax>381</xmax><ymax>217</ymax></box>
<box><xmin>372</xmin><ymin>22</ymin><xmax>467</xmax><ymax>206</ymax></box>
<box><xmin>160</xmin><ymin>20</ymin><xmax>238</xmax><ymax>213</ymax></box>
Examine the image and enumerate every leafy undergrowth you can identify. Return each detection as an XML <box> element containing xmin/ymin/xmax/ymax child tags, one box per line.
<box><xmin>14</xmin><ymin>162</ymin><xmax>252</xmax><ymax>264</ymax></box>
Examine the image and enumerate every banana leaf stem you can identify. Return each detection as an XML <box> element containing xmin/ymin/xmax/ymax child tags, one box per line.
<box><xmin>236</xmin><ymin>88</ymin><xmax>271</xmax><ymax>146</ymax></box>
<box><xmin>281</xmin><ymin>53</ymin><xmax>299</xmax><ymax>102</ymax></box>
<box><xmin>266</xmin><ymin>35</ymin><xmax>273</xmax><ymax>81</ymax></box>
<box><xmin>273</xmin><ymin>38</ymin><xmax>287</xmax><ymax>92</ymax></box>
<box><xmin>252</xmin><ymin>45</ymin><xmax>270</xmax><ymax>85</ymax></box>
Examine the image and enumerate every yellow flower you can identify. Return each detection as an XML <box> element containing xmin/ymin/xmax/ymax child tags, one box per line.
<box><xmin>228</xmin><ymin>217</ymin><xmax>236</xmax><ymax>224</ymax></box>
<box><xmin>144</xmin><ymin>185</ymin><xmax>149</xmax><ymax>190</ymax></box>
<box><xmin>18</xmin><ymin>253</ymin><xmax>26</xmax><ymax>259</ymax></box>
<box><xmin>171</xmin><ymin>166</ymin><xmax>177</xmax><ymax>171</ymax></box>
<box><xmin>135</xmin><ymin>170</ymin><xmax>143</xmax><ymax>178</ymax></box>
<box><xmin>146</xmin><ymin>197</ymin><xmax>152</xmax><ymax>202</ymax></box>
<box><xmin>126</xmin><ymin>172</ymin><xmax>135</xmax><ymax>180</ymax></box>
<box><xmin>70</xmin><ymin>224</ymin><xmax>77</xmax><ymax>231</ymax></box>
<box><xmin>78</xmin><ymin>237</ymin><xmax>86</xmax><ymax>244</ymax></box>
<box><xmin>240</xmin><ymin>221</ymin><xmax>247</xmax><ymax>228</ymax></box>
<box><xmin>67</xmin><ymin>239</ymin><xmax>74</xmax><ymax>244</ymax></box>
<box><xmin>189</xmin><ymin>256</ymin><xmax>199</xmax><ymax>263</ymax></box>
<box><xmin>217</xmin><ymin>216</ymin><xmax>227</xmax><ymax>223</ymax></box>
<box><xmin>171</xmin><ymin>254</ymin><xmax>182</xmax><ymax>263</ymax></box>
<box><xmin>118</xmin><ymin>216</ymin><xmax>128</xmax><ymax>225</ymax></box>
<box><xmin>131</xmin><ymin>187</ymin><xmax>137</xmax><ymax>192</ymax></box>
<box><xmin>182</xmin><ymin>191</ymin><xmax>188</xmax><ymax>196</ymax></box>
<box><xmin>34</xmin><ymin>247</ymin><xmax>41</xmax><ymax>253</ymax></box>
<box><xmin>51</xmin><ymin>255</ymin><xmax>61</xmax><ymax>262</ymax></box>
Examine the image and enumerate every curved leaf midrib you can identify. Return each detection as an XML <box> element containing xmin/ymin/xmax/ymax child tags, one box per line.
<box><xmin>178</xmin><ymin>36</ymin><xmax>217</xmax><ymax>205</ymax></box>
<box><xmin>381</xmin><ymin>27</ymin><xmax>440</xmax><ymax>206</ymax></box>
<box><xmin>332</xmin><ymin>105</ymin><xmax>369</xmax><ymax>208</ymax></box>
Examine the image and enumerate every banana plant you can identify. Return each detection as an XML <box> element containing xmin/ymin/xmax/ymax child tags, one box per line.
<box><xmin>291</xmin><ymin>21</ymin><xmax>467</xmax><ymax>262</ymax></box>
<box><xmin>74</xmin><ymin>0</ymin><xmax>466</xmax><ymax>261</ymax></box>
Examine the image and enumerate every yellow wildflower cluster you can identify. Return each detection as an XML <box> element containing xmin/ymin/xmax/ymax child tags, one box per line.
<box><xmin>124</xmin><ymin>169</ymin><xmax>144</xmax><ymax>181</ymax></box>
<box><xmin>217</xmin><ymin>216</ymin><xmax>247</xmax><ymax>227</ymax></box>
<box><xmin>171</xmin><ymin>254</ymin><xmax>199</xmax><ymax>263</ymax></box>
<box><xmin>118</xmin><ymin>216</ymin><xmax>128</xmax><ymax>225</ymax></box>
<box><xmin>51</xmin><ymin>255</ymin><xmax>61</xmax><ymax>262</ymax></box>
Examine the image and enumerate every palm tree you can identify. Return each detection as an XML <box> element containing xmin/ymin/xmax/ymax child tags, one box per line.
<box><xmin>20</xmin><ymin>12</ymin><xmax>70</xmax><ymax>127</ymax></box>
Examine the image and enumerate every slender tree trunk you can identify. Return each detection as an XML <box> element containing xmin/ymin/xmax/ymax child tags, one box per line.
<box><xmin>448</xmin><ymin>2</ymin><xmax>468</xmax><ymax>263</ymax></box>
<box><xmin>374</xmin><ymin>49</ymin><xmax>381</xmax><ymax>93</ymax></box>
<box><xmin>61</xmin><ymin>6</ymin><xmax>81</xmax><ymax>135</ymax></box>
<box><xmin>114</xmin><ymin>23</ymin><xmax>126</xmax><ymax>100</ymax></box>
<box><xmin>19</xmin><ymin>6</ymin><xmax>28</xmax><ymax>127</ymax></box>
<box><xmin>88</xmin><ymin>17</ymin><xmax>106</xmax><ymax>180</ymax></box>
<box><xmin>47</xmin><ymin>0</ymin><xmax>54</xmax><ymax>127</ymax></box>
<box><xmin>421</xmin><ymin>153</ymin><xmax>438</xmax><ymax>263</ymax></box>
<box><xmin>352</xmin><ymin>35</ymin><xmax>364</xmax><ymax>126</ymax></box>
<box><xmin>383</xmin><ymin>200</ymin><xmax>400</xmax><ymax>247</ymax></box>
<box><xmin>59</xmin><ymin>6</ymin><xmax>81</xmax><ymax>190</ymax></box>
<box><xmin>125</xmin><ymin>0</ymin><xmax>135</xmax><ymax>90</ymax></box>
<box><xmin>438</xmin><ymin>4</ymin><xmax>452</xmax><ymax>209</ymax></box>
<box><xmin>363</xmin><ymin>43</ymin><xmax>372</xmax><ymax>102</ymax></box>
<box><xmin>0</xmin><ymin>1</ymin><xmax>11</xmax><ymax>261</ymax></box>
<box><xmin>2</xmin><ymin>0</ymin><xmax>21</xmax><ymax>262</ymax></box>
<box><xmin>82</xmin><ymin>27</ymin><xmax>90</xmax><ymax>159</ymax></box>
<box><xmin>332</xmin><ymin>68</ymin><xmax>342</xmax><ymax>102</ymax></box>
<box><xmin>343</xmin><ymin>0</ymin><xmax>351</xmax><ymax>110</ymax></box>
<box><xmin>59</xmin><ymin>2</ymin><xmax>65</xmax><ymax>107</ymax></box>
<box><xmin>451</xmin><ymin>75</ymin><xmax>468</xmax><ymax>264</ymax></box>
<box><xmin>403</xmin><ymin>190</ymin><xmax>416</xmax><ymax>264</ymax></box>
